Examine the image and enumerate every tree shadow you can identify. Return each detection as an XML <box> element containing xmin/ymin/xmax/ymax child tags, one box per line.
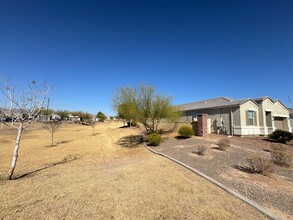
<box><xmin>43</xmin><ymin>140</ymin><xmax>72</xmax><ymax>147</ymax></box>
<box><xmin>119</xmin><ymin>125</ymin><xmax>131</xmax><ymax>129</ymax></box>
<box><xmin>231</xmin><ymin>164</ymin><xmax>254</xmax><ymax>174</ymax></box>
<box><xmin>56</xmin><ymin>140</ymin><xmax>71</xmax><ymax>144</ymax></box>
<box><xmin>117</xmin><ymin>135</ymin><xmax>143</xmax><ymax>148</ymax></box>
<box><xmin>175</xmin><ymin>136</ymin><xmax>191</xmax><ymax>140</ymax></box>
<box><xmin>14</xmin><ymin>154</ymin><xmax>80</xmax><ymax>180</ymax></box>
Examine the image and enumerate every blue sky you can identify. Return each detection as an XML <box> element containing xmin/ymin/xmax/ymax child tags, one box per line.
<box><xmin>0</xmin><ymin>0</ymin><xmax>292</xmax><ymax>115</ymax></box>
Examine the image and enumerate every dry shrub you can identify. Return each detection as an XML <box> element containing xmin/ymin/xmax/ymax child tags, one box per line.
<box><xmin>271</xmin><ymin>144</ymin><xmax>292</xmax><ymax>167</ymax></box>
<box><xmin>217</xmin><ymin>138</ymin><xmax>230</xmax><ymax>151</ymax></box>
<box><xmin>247</xmin><ymin>156</ymin><xmax>274</xmax><ymax>175</ymax></box>
<box><xmin>192</xmin><ymin>145</ymin><xmax>207</xmax><ymax>156</ymax></box>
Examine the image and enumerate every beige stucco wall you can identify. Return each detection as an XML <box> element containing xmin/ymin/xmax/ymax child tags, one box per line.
<box><xmin>232</xmin><ymin>107</ymin><xmax>241</xmax><ymax>126</ymax></box>
<box><xmin>256</xmin><ymin>99</ymin><xmax>291</xmax><ymax>133</ymax></box>
<box><xmin>182</xmin><ymin>108</ymin><xmax>232</xmax><ymax>134</ymax></box>
<box><xmin>239</xmin><ymin>101</ymin><xmax>259</xmax><ymax>126</ymax></box>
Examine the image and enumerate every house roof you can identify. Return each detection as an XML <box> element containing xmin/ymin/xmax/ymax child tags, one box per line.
<box><xmin>178</xmin><ymin>97</ymin><xmax>255</xmax><ymax>111</ymax></box>
<box><xmin>253</xmin><ymin>97</ymin><xmax>290</xmax><ymax>111</ymax></box>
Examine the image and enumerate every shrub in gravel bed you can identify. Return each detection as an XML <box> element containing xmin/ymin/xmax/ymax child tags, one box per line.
<box><xmin>247</xmin><ymin>156</ymin><xmax>274</xmax><ymax>175</ymax></box>
<box><xmin>192</xmin><ymin>145</ymin><xmax>207</xmax><ymax>156</ymax></box>
<box><xmin>271</xmin><ymin>144</ymin><xmax>292</xmax><ymax>167</ymax></box>
<box><xmin>178</xmin><ymin>126</ymin><xmax>194</xmax><ymax>138</ymax></box>
<box><xmin>147</xmin><ymin>133</ymin><xmax>162</xmax><ymax>146</ymax></box>
<box><xmin>217</xmin><ymin>138</ymin><xmax>230</xmax><ymax>151</ymax></box>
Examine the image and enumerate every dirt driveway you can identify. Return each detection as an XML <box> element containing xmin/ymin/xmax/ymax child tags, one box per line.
<box><xmin>0</xmin><ymin>122</ymin><xmax>269</xmax><ymax>219</ymax></box>
<box><xmin>154</xmin><ymin>133</ymin><xmax>293</xmax><ymax>220</ymax></box>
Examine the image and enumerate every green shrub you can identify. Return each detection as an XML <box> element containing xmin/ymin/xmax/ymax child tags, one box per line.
<box><xmin>147</xmin><ymin>133</ymin><xmax>162</xmax><ymax>146</ymax></box>
<box><xmin>178</xmin><ymin>126</ymin><xmax>194</xmax><ymax>138</ymax></box>
<box><xmin>271</xmin><ymin>144</ymin><xmax>292</xmax><ymax>167</ymax></box>
<box><xmin>217</xmin><ymin>138</ymin><xmax>230</xmax><ymax>151</ymax></box>
<box><xmin>269</xmin><ymin>129</ymin><xmax>293</xmax><ymax>144</ymax></box>
<box><xmin>247</xmin><ymin>156</ymin><xmax>274</xmax><ymax>175</ymax></box>
<box><xmin>132</xmin><ymin>121</ymin><xmax>138</xmax><ymax>127</ymax></box>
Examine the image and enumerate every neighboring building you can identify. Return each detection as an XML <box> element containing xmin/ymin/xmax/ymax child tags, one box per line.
<box><xmin>1</xmin><ymin>109</ymin><xmax>25</xmax><ymax>121</ymax></box>
<box><xmin>289</xmin><ymin>108</ymin><xmax>293</xmax><ymax>129</ymax></box>
<box><xmin>68</xmin><ymin>114</ymin><xmax>80</xmax><ymax>122</ymax></box>
<box><xmin>50</xmin><ymin>114</ymin><xmax>61</xmax><ymax>121</ymax></box>
<box><xmin>179</xmin><ymin>97</ymin><xmax>292</xmax><ymax>136</ymax></box>
<box><xmin>36</xmin><ymin>114</ymin><xmax>47</xmax><ymax>121</ymax></box>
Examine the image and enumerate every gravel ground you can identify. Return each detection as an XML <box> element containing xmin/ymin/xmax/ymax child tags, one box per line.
<box><xmin>151</xmin><ymin>134</ymin><xmax>293</xmax><ymax>220</ymax></box>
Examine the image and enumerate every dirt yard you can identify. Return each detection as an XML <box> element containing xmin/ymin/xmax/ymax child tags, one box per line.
<box><xmin>0</xmin><ymin>122</ymin><xmax>268</xmax><ymax>219</ymax></box>
<box><xmin>156</xmin><ymin>132</ymin><xmax>293</xmax><ymax>220</ymax></box>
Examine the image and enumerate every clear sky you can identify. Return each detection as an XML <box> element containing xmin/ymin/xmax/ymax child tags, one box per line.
<box><xmin>0</xmin><ymin>0</ymin><xmax>292</xmax><ymax>115</ymax></box>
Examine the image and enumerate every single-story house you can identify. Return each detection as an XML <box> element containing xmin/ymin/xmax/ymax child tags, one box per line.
<box><xmin>289</xmin><ymin>108</ymin><xmax>293</xmax><ymax>129</ymax></box>
<box><xmin>178</xmin><ymin>97</ymin><xmax>292</xmax><ymax>136</ymax></box>
<box><xmin>68</xmin><ymin>114</ymin><xmax>80</xmax><ymax>122</ymax></box>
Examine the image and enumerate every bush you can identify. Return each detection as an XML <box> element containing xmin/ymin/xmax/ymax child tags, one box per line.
<box><xmin>192</xmin><ymin>145</ymin><xmax>207</xmax><ymax>156</ymax></box>
<box><xmin>217</xmin><ymin>138</ymin><xmax>230</xmax><ymax>151</ymax></box>
<box><xmin>271</xmin><ymin>144</ymin><xmax>292</xmax><ymax>167</ymax></box>
<box><xmin>269</xmin><ymin>129</ymin><xmax>293</xmax><ymax>144</ymax></box>
<box><xmin>247</xmin><ymin>156</ymin><xmax>274</xmax><ymax>175</ymax></box>
<box><xmin>147</xmin><ymin>133</ymin><xmax>162</xmax><ymax>146</ymax></box>
<box><xmin>132</xmin><ymin>121</ymin><xmax>138</xmax><ymax>127</ymax></box>
<box><xmin>178</xmin><ymin>126</ymin><xmax>194</xmax><ymax>138</ymax></box>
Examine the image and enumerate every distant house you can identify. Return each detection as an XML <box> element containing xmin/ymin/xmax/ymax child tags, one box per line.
<box><xmin>179</xmin><ymin>97</ymin><xmax>292</xmax><ymax>136</ymax></box>
<box><xmin>36</xmin><ymin>114</ymin><xmax>47</xmax><ymax>122</ymax></box>
<box><xmin>68</xmin><ymin>114</ymin><xmax>80</xmax><ymax>122</ymax></box>
<box><xmin>50</xmin><ymin>114</ymin><xmax>61</xmax><ymax>121</ymax></box>
<box><xmin>1</xmin><ymin>109</ymin><xmax>25</xmax><ymax>121</ymax></box>
<box><xmin>289</xmin><ymin>108</ymin><xmax>293</xmax><ymax>130</ymax></box>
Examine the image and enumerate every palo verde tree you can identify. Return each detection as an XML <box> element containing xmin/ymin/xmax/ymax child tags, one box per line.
<box><xmin>0</xmin><ymin>79</ymin><xmax>50</xmax><ymax>180</ymax></box>
<box><xmin>97</xmin><ymin>111</ymin><xmax>107</xmax><ymax>121</ymax></box>
<box><xmin>112</xmin><ymin>84</ymin><xmax>181</xmax><ymax>133</ymax></box>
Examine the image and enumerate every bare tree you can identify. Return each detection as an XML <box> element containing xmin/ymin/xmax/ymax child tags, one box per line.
<box><xmin>0</xmin><ymin>108</ymin><xmax>5</xmax><ymax>130</ymax></box>
<box><xmin>90</xmin><ymin>117</ymin><xmax>96</xmax><ymax>136</ymax></box>
<box><xmin>42</xmin><ymin>120</ymin><xmax>61</xmax><ymax>146</ymax></box>
<box><xmin>0</xmin><ymin>79</ymin><xmax>50</xmax><ymax>180</ymax></box>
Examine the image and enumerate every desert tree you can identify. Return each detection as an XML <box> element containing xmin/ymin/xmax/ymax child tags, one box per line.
<box><xmin>0</xmin><ymin>79</ymin><xmax>50</xmax><ymax>180</ymax></box>
<box><xmin>112</xmin><ymin>84</ymin><xmax>181</xmax><ymax>133</ymax></box>
<box><xmin>97</xmin><ymin>111</ymin><xmax>107</xmax><ymax>122</ymax></box>
<box><xmin>42</xmin><ymin>120</ymin><xmax>61</xmax><ymax>146</ymax></box>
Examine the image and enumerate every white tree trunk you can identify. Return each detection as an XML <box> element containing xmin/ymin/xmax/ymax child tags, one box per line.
<box><xmin>7</xmin><ymin>123</ymin><xmax>23</xmax><ymax>180</ymax></box>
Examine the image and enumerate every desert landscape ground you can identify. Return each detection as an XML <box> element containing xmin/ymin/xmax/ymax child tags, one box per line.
<box><xmin>0</xmin><ymin>122</ymin><xmax>268</xmax><ymax>219</ymax></box>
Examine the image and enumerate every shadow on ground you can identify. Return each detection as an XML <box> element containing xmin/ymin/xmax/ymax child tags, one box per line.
<box><xmin>231</xmin><ymin>164</ymin><xmax>254</xmax><ymax>174</ymax></box>
<box><xmin>175</xmin><ymin>136</ymin><xmax>191</xmax><ymax>140</ymax></box>
<box><xmin>117</xmin><ymin>135</ymin><xmax>143</xmax><ymax>148</ymax></box>
<box><xmin>14</xmin><ymin>154</ymin><xmax>80</xmax><ymax>180</ymax></box>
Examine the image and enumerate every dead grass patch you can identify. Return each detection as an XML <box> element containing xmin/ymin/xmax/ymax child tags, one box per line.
<box><xmin>0</xmin><ymin>122</ymin><xmax>268</xmax><ymax>220</ymax></box>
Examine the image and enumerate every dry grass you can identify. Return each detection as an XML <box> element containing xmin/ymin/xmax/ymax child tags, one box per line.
<box><xmin>0</xmin><ymin>122</ymin><xmax>267</xmax><ymax>219</ymax></box>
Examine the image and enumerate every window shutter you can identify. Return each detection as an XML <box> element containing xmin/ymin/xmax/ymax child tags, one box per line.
<box><xmin>246</xmin><ymin>110</ymin><xmax>249</xmax><ymax>126</ymax></box>
<box><xmin>254</xmin><ymin>111</ymin><xmax>257</xmax><ymax>126</ymax></box>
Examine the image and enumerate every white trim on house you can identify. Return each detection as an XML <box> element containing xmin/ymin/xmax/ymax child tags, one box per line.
<box><xmin>233</xmin><ymin>126</ymin><xmax>261</xmax><ymax>136</ymax></box>
<box><xmin>273</xmin><ymin>114</ymin><xmax>289</xmax><ymax>118</ymax></box>
<box><xmin>259</xmin><ymin>126</ymin><xmax>274</xmax><ymax>135</ymax></box>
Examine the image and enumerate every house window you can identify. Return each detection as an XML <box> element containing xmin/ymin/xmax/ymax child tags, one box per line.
<box><xmin>248</xmin><ymin>111</ymin><xmax>254</xmax><ymax>126</ymax></box>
